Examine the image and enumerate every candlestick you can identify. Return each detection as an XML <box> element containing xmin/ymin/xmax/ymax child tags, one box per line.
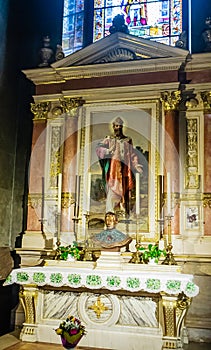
<box><xmin>74</xmin><ymin>175</ymin><xmax>79</xmax><ymax>217</ymax></box>
<box><xmin>136</xmin><ymin>173</ymin><xmax>140</xmax><ymax>215</ymax></box>
<box><xmin>167</xmin><ymin>215</ymin><xmax>172</xmax><ymax>245</ymax></box>
<box><xmin>86</xmin><ymin>172</ymin><xmax>91</xmax><ymax>212</ymax></box>
<box><xmin>162</xmin><ymin>216</ymin><xmax>177</xmax><ymax>265</ymax></box>
<box><xmin>58</xmin><ymin>173</ymin><xmax>62</xmax><ymax>214</ymax></box>
<box><xmin>76</xmin><ymin>175</ymin><xmax>81</xmax><ymax>218</ymax></box>
<box><xmin>41</xmin><ymin>177</ymin><xmax>45</xmax><ymax>220</ymax></box>
<box><xmin>166</xmin><ymin>172</ymin><xmax>171</xmax><ymax>215</ymax></box>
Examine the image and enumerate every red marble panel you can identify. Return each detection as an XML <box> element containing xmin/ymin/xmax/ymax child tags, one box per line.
<box><xmin>29</xmin><ymin>121</ymin><xmax>47</xmax><ymax>193</ymax></box>
<box><xmin>61</xmin><ymin>117</ymin><xmax>78</xmax><ymax>232</ymax></box>
<box><xmin>164</xmin><ymin>110</ymin><xmax>180</xmax><ymax>234</ymax></box>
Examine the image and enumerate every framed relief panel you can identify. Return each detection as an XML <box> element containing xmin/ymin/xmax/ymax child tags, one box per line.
<box><xmin>180</xmin><ymin>201</ymin><xmax>203</xmax><ymax>236</ymax></box>
<box><xmin>76</xmin><ymin>101</ymin><xmax>161</xmax><ymax>241</ymax></box>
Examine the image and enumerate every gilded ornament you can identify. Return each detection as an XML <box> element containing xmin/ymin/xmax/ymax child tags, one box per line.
<box><xmin>177</xmin><ymin>292</ymin><xmax>191</xmax><ymax>311</ymax></box>
<box><xmin>51</xmin><ymin>106</ymin><xmax>63</xmax><ymax>116</ymax></box>
<box><xmin>62</xmin><ymin>192</ymin><xmax>75</xmax><ymax>209</ymax></box>
<box><xmin>202</xmin><ymin>193</ymin><xmax>211</xmax><ymax>208</ymax></box>
<box><xmin>201</xmin><ymin>91</ymin><xmax>211</xmax><ymax>110</ymax></box>
<box><xmin>88</xmin><ymin>296</ymin><xmax>109</xmax><ymax>318</ymax></box>
<box><xmin>185</xmin><ymin>118</ymin><xmax>199</xmax><ymax>189</ymax></box>
<box><xmin>31</xmin><ymin>101</ymin><xmax>51</xmax><ymax>120</ymax></box>
<box><xmin>60</xmin><ymin>97</ymin><xmax>85</xmax><ymax>116</ymax></box>
<box><xmin>161</xmin><ymin>91</ymin><xmax>181</xmax><ymax>111</ymax></box>
<box><xmin>185</xmin><ymin>98</ymin><xmax>198</xmax><ymax>109</ymax></box>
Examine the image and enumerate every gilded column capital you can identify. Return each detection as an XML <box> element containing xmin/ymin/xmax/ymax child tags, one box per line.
<box><xmin>161</xmin><ymin>91</ymin><xmax>181</xmax><ymax>111</ymax></box>
<box><xmin>60</xmin><ymin>97</ymin><xmax>85</xmax><ymax>117</ymax></box>
<box><xmin>31</xmin><ymin>101</ymin><xmax>51</xmax><ymax>120</ymax></box>
<box><xmin>202</xmin><ymin>193</ymin><xmax>211</xmax><ymax>208</ymax></box>
<box><xmin>201</xmin><ymin>91</ymin><xmax>211</xmax><ymax>111</ymax></box>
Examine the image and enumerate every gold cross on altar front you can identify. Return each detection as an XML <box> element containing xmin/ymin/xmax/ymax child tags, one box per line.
<box><xmin>88</xmin><ymin>296</ymin><xmax>109</xmax><ymax>318</ymax></box>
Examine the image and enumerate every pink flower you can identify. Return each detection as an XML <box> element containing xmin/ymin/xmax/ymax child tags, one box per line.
<box><xmin>70</xmin><ymin>329</ymin><xmax>78</xmax><ymax>335</ymax></box>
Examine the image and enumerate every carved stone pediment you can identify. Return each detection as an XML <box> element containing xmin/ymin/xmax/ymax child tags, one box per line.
<box><xmin>23</xmin><ymin>32</ymin><xmax>189</xmax><ymax>86</ymax></box>
<box><xmin>52</xmin><ymin>32</ymin><xmax>188</xmax><ymax>68</ymax></box>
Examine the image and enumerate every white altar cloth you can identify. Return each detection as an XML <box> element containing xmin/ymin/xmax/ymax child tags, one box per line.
<box><xmin>4</xmin><ymin>265</ymin><xmax>199</xmax><ymax>297</ymax></box>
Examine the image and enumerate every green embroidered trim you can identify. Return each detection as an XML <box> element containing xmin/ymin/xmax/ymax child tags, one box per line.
<box><xmin>50</xmin><ymin>273</ymin><xmax>63</xmax><ymax>284</ymax></box>
<box><xmin>86</xmin><ymin>275</ymin><xmax>102</xmax><ymax>286</ymax></box>
<box><xmin>126</xmin><ymin>277</ymin><xmax>140</xmax><ymax>289</ymax></box>
<box><xmin>146</xmin><ymin>278</ymin><xmax>161</xmax><ymax>290</ymax></box>
<box><xmin>68</xmin><ymin>273</ymin><xmax>81</xmax><ymax>285</ymax></box>
<box><xmin>17</xmin><ymin>272</ymin><xmax>29</xmax><ymax>282</ymax></box>
<box><xmin>33</xmin><ymin>272</ymin><xmax>46</xmax><ymax>283</ymax></box>
<box><xmin>5</xmin><ymin>274</ymin><xmax>12</xmax><ymax>284</ymax></box>
<box><xmin>106</xmin><ymin>276</ymin><xmax>121</xmax><ymax>288</ymax></box>
<box><xmin>185</xmin><ymin>281</ymin><xmax>196</xmax><ymax>294</ymax></box>
<box><xmin>166</xmin><ymin>280</ymin><xmax>181</xmax><ymax>291</ymax></box>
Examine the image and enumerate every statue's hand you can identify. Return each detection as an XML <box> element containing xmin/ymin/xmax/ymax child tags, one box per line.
<box><xmin>108</xmin><ymin>143</ymin><xmax>116</xmax><ymax>154</ymax></box>
<box><xmin>135</xmin><ymin>164</ymin><xmax>143</xmax><ymax>173</ymax></box>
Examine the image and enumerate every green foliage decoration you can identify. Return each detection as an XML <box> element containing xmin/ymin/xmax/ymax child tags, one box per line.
<box><xmin>56</xmin><ymin>241</ymin><xmax>81</xmax><ymax>261</ymax></box>
<box><xmin>138</xmin><ymin>243</ymin><xmax>166</xmax><ymax>263</ymax></box>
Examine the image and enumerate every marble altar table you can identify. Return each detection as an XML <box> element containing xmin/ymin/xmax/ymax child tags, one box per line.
<box><xmin>4</xmin><ymin>262</ymin><xmax>199</xmax><ymax>350</ymax></box>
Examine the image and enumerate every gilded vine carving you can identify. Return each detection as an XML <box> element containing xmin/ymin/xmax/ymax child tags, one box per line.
<box><xmin>50</xmin><ymin>126</ymin><xmax>63</xmax><ymax>187</ymax></box>
<box><xmin>185</xmin><ymin>118</ymin><xmax>199</xmax><ymax>189</ymax></box>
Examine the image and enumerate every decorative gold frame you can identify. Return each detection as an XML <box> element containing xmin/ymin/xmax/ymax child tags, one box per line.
<box><xmin>76</xmin><ymin>101</ymin><xmax>162</xmax><ymax>242</ymax></box>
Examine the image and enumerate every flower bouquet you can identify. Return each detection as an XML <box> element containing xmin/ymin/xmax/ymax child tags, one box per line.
<box><xmin>55</xmin><ymin>315</ymin><xmax>86</xmax><ymax>349</ymax></box>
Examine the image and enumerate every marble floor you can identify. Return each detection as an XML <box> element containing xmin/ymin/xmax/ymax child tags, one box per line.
<box><xmin>0</xmin><ymin>333</ymin><xmax>210</xmax><ymax>350</ymax></box>
<box><xmin>0</xmin><ymin>335</ymin><xmax>211</xmax><ymax>350</ymax></box>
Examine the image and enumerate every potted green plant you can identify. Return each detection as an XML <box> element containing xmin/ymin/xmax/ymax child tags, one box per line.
<box><xmin>138</xmin><ymin>243</ymin><xmax>166</xmax><ymax>264</ymax></box>
<box><xmin>56</xmin><ymin>242</ymin><xmax>81</xmax><ymax>261</ymax></box>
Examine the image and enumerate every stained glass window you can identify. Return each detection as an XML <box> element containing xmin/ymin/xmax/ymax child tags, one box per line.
<box><xmin>62</xmin><ymin>0</ymin><xmax>183</xmax><ymax>56</ymax></box>
<box><xmin>62</xmin><ymin>0</ymin><xmax>84</xmax><ymax>55</ymax></box>
<box><xmin>93</xmin><ymin>0</ymin><xmax>183</xmax><ymax>45</ymax></box>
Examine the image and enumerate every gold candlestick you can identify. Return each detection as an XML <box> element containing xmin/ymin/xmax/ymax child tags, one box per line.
<box><xmin>56</xmin><ymin>212</ymin><xmax>61</xmax><ymax>248</ymax></box>
<box><xmin>83</xmin><ymin>211</ymin><xmax>93</xmax><ymax>261</ymax></box>
<box><xmin>162</xmin><ymin>215</ymin><xmax>177</xmax><ymax>265</ymax></box>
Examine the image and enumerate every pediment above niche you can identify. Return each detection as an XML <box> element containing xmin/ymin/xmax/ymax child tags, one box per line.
<box><xmin>95</xmin><ymin>47</ymin><xmax>137</xmax><ymax>63</ymax></box>
<box><xmin>23</xmin><ymin>32</ymin><xmax>190</xmax><ymax>86</ymax></box>
<box><xmin>52</xmin><ymin>31</ymin><xmax>189</xmax><ymax>68</ymax></box>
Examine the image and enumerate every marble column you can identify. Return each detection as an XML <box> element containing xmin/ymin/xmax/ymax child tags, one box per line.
<box><xmin>162</xmin><ymin>91</ymin><xmax>181</xmax><ymax>236</ymax></box>
<box><xmin>59</xmin><ymin>98</ymin><xmax>85</xmax><ymax>239</ymax></box>
<box><xmin>26</xmin><ymin>102</ymin><xmax>49</xmax><ymax>232</ymax></box>
<box><xmin>61</xmin><ymin>115</ymin><xmax>78</xmax><ymax>233</ymax></box>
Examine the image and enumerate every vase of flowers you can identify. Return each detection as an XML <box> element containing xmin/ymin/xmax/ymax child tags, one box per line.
<box><xmin>55</xmin><ymin>315</ymin><xmax>86</xmax><ymax>349</ymax></box>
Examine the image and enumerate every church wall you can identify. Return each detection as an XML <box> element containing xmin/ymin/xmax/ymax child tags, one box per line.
<box><xmin>0</xmin><ymin>0</ymin><xmax>64</xmax><ymax>336</ymax></box>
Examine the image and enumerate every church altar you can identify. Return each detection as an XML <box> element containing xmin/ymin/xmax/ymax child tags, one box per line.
<box><xmin>4</xmin><ymin>263</ymin><xmax>199</xmax><ymax>350</ymax></box>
